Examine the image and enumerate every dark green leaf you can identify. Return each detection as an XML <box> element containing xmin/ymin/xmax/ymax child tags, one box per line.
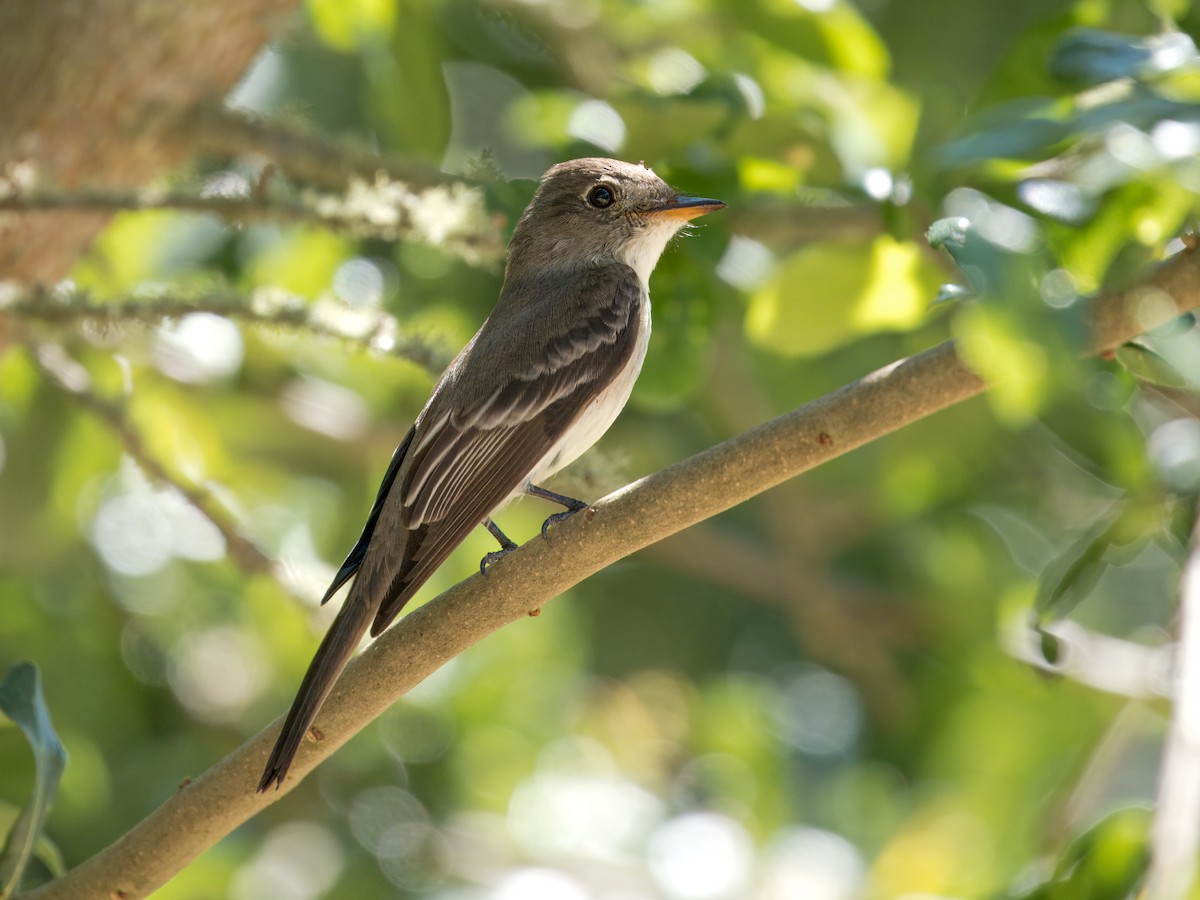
<box><xmin>938</xmin><ymin>117</ymin><xmax>1070</xmax><ymax>167</ymax></box>
<box><xmin>1050</xmin><ymin>28</ymin><xmax>1198</xmax><ymax>85</ymax></box>
<box><xmin>1037</xmin><ymin>627</ymin><xmax>1062</xmax><ymax>665</ymax></box>
<box><xmin>1116</xmin><ymin>340</ymin><xmax>1190</xmax><ymax>388</ymax></box>
<box><xmin>1032</xmin><ymin>506</ymin><xmax>1120</xmax><ymax>623</ymax></box>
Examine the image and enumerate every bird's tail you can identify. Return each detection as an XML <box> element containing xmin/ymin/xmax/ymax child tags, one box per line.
<box><xmin>257</xmin><ymin>587</ymin><xmax>376</xmax><ymax>792</ymax></box>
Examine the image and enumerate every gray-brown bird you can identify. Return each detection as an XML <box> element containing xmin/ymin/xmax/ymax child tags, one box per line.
<box><xmin>259</xmin><ymin>158</ymin><xmax>724</xmax><ymax>791</ymax></box>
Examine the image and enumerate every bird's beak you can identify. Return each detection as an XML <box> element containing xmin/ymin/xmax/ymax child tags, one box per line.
<box><xmin>646</xmin><ymin>195</ymin><xmax>726</xmax><ymax>222</ymax></box>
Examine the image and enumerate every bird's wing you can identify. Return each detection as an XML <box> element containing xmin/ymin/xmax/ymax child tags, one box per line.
<box><xmin>319</xmin><ymin>426</ymin><xmax>415</xmax><ymax>605</ymax></box>
<box><xmin>260</xmin><ymin>263</ymin><xmax>644</xmax><ymax>792</ymax></box>
<box><xmin>361</xmin><ymin>263</ymin><xmax>645</xmax><ymax>635</ymax></box>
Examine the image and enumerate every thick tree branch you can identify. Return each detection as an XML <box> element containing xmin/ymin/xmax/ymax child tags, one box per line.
<box><xmin>22</xmin><ymin>247</ymin><xmax>1200</xmax><ymax>899</ymax></box>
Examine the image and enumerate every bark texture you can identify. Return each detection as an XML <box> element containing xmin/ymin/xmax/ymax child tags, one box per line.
<box><xmin>0</xmin><ymin>0</ymin><xmax>297</xmax><ymax>283</ymax></box>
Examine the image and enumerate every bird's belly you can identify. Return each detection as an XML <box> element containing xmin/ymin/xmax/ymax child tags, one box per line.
<box><xmin>527</xmin><ymin>299</ymin><xmax>652</xmax><ymax>487</ymax></box>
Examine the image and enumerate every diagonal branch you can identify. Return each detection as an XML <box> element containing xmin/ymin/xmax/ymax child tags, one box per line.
<box><xmin>31</xmin><ymin>346</ymin><xmax>275</xmax><ymax>578</ymax></box>
<box><xmin>22</xmin><ymin>246</ymin><xmax>1200</xmax><ymax>900</ymax></box>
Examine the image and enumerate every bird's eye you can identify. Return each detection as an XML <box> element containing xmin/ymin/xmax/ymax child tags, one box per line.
<box><xmin>586</xmin><ymin>185</ymin><xmax>616</xmax><ymax>209</ymax></box>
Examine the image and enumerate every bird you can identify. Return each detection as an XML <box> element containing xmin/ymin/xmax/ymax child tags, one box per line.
<box><xmin>258</xmin><ymin>157</ymin><xmax>724</xmax><ymax>791</ymax></box>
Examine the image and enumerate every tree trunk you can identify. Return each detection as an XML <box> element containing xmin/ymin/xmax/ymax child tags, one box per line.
<box><xmin>0</xmin><ymin>0</ymin><xmax>297</xmax><ymax>284</ymax></box>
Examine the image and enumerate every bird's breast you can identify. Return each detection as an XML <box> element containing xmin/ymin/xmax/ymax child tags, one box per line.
<box><xmin>527</xmin><ymin>292</ymin><xmax>652</xmax><ymax>485</ymax></box>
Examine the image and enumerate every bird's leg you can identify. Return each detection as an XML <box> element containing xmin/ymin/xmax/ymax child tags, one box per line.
<box><xmin>526</xmin><ymin>483</ymin><xmax>589</xmax><ymax>538</ymax></box>
<box><xmin>479</xmin><ymin>517</ymin><xmax>518</xmax><ymax>575</ymax></box>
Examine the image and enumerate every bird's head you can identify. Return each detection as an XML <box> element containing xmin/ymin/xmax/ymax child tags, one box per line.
<box><xmin>507</xmin><ymin>158</ymin><xmax>725</xmax><ymax>285</ymax></box>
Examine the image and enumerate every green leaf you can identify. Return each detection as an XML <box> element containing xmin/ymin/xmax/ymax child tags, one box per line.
<box><xmin>745</xmin><ymin>235</ymin><xmax>940</xmax><ymax>356</ymax></box>
<box><xmin>1019</xmin><ymin>807</ymin><xmax>1151</xmax><ymax>900</ymax></box>
<box><xmin>937</xmin><ymin>99</ymin><xmax>1071</xmax><ymax>167</ymax></box>
<box><xmin>1045</xmin><ymin>177</ymin><xmax>1195</xmax><ymax>293</ymax></box>
<box><xmin>0</xmin><ymin>804</ymin><xmax>63</xmax><ymax>881</ymax></box>
<box><xmin>1032</xmin><ymin>510</ymin><xmax>1116</xmax><ymax>624</ymax></box>
<box><xmin>1032</xmin><ymin>500</ymin><xmax>1164</xmax><ymax>625</ymax></box>
<box><xmin>953</xmin><ymin>305</ymin><xmax>1053</xmax><ymax>422</ymax></box>
<box><xmin>0</xmin><ymin>662</ymin><xmax>67</xmax><ymax>898</ymax></box>
<box><xmin>1126</xmin><ymin>314</ymin><xmax>1200</xmax><ymax>390</ymax></box>
<box><xmin>365</xmin><ymin>0</ymin><xmax>450</xmax><ymax>159</ymax></box>
<box><xmin>306</xmin><ymin>0</ymin><xmax>395</xmax><ymax>51</ymax></box>
<box><xmin>730</xmin><ymin>0</ymin><xmax>890</xmax><ymax>79</ymax></box>
<box><xmin>928</xmin><ymin>208</ymin><xmax>1046</xmax><ymax>301</ymax></box>
<box><xmin>1037</xmin><ymin>628</ymin><xmax>1062</xmax><ymax>666</ymax></box>
<box><xmin>1116</xmin><ymin>340</ymin><xmax>1190</xmax><ymax>388</ymax></box>
<box><xmin>1050</xmin><ymin>28</ymin><xmax>1198</xmax><ymax>86</ymax></box>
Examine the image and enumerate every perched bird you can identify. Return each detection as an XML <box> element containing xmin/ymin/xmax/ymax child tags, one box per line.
<box><xmin>259</xmin><ymin>158</ymin><xmax>724</xmax><ymax>791</ymax></box>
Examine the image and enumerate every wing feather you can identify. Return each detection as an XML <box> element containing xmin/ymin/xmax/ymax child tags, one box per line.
<box><xmin>363</xmin><ymin>264</ymin><xmax>644</xmax><ymax>634</ymax></box>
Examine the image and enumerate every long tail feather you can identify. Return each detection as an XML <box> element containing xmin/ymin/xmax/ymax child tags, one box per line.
<box><xmin>257</xmin><ymin>590</ymin><xmax>375</xmax><ymax>792</ymax></box>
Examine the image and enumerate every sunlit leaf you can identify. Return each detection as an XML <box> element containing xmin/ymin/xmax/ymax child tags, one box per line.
<box><xmin>745</xmin><ymin>235</ymin><xmax>939</xmax><ymax>356</ymax></box>
<box><xmin>73</xmin><ymin>212</ymin><xmax>229</xmax><ymax>295</ymax></box>
<box><xmin>1045</xmin><ymin>179</ymin><xmax>1193</xmax><ymax>292</ymax></box>
<box><xmin>1010</xmin><ymin>807</ymin><xmax>1150</xmax><ymax>899</ymax></box>
<box><xmin>244</xmin><ymin>227</ymin><xmax>354</xmax><ymax>296</ymax></box>
<box><xmin>306</xmin><ymin>0</ymin><xmax>395</xmax><ymax>51</ymax></box>
<box><xmin>737</xmin><ymin>157</ymin><xmax>802</xmax><ymax>194</ymax></box>
<box><xmin>932</xmin><ymin>283</ymin><xmax>975</xmax><ymax>304</ymax></box>
<box><xmin>364</xmin><ymin>0</ymin><xmax>450</xmax><ymax>159</ymax></box>
<box><xmin>927</xmin><ymin>216</ymin><xmax>970</xmax><ymax>251</ymax></box>
<box><xmin>953</xmin><ymin>305</ymin><xmax>1050</xmax><ymax>422</ymax></box>
<box><xmin>732</xmin><ymin>0</ymin><xmax>890</xmax><ymax>79</ymax></box>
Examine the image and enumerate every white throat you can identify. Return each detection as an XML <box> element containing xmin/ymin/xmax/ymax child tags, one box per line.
<box><xmin>618</xmin><ymin>219</ymin><xmax>686</xmax><ymax>288</ymax></box>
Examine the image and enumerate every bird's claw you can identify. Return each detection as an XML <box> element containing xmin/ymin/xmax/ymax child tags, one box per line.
<box><xmin>479</xmin><ymin>544</ymin><xmax>516</xmax><ymax>575</ymax></box>
<box><xmin>540</xmin><ymin>505</ymin><xmax>586</xmax><ymax>540</ymax></box>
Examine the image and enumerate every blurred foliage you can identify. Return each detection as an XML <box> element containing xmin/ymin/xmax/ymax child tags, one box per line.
<box><xmin>4</xmin><ymin>0</ymin><xmax>1200</xmax><ymax>897</ymax></box>
<box><xmin>0</xmin><ymin>663</ymin><xmax>66</xmax><ymax>898</ymax></box>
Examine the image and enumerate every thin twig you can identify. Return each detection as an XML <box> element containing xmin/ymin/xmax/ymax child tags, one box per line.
<box><xmin>3</xmin><ymin>286</ymin><xmax>449</xmax><ymax>373</ymax></box>
<box><xmin>0</xmin><ymin>190</ymin><xmax>320</xmax><ymax>224</ymax></box>
<box><xmin>31</xmin><ymin>346</ymin><xmax>274</xmax><ymax>577</ymax></box>
<box><xmin>0</xmin><ymin>182</ymin><xmax>506</xmax><ymax>263</ymax></box>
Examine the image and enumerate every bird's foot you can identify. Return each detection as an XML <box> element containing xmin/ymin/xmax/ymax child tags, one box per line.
<box><xmin>479</xmin><ymin>543</ymin><xmax>517</xmax><ymax>576</ymax></box>
<box><xmin>540</xmin><ymin>504</ymin><xmax>587</xmax><ymax>539</ymax></box>
<box><xmin>480</xmin><ymin>517</ymin><xmax>518</xmax><ymax>575</ymax></box>
<box><xmin>526</xmin><ymin>484</ymin><xmax>589</xmax><ymax>539</ymax></box>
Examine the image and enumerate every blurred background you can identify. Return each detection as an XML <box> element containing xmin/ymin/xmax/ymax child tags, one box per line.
<box><xmin>3</xmin><ymin>0</ymin><xmax>1200</xmax><ymax>896</ymax></box>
